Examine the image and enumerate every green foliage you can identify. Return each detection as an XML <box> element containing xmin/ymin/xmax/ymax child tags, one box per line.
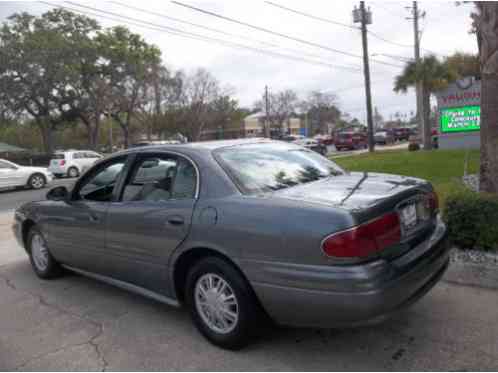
<box><xmin>394</xmin><ymin>55</ymin><xmax>457</xmax><ymax>94</ymax></box>
<box><xmin>444</xmin><ymin>52</ymin><xmax>480</xmax><ymax>79</ymax></box>
<box><xmin>444</xmin><ymin>190</ymin><xmax>498</xmax><ymax>251</ymax></box>
<box><xmin>408</xmin><ymin>143</ymin><xmax>420</xmax><ymax>151</ymax></box>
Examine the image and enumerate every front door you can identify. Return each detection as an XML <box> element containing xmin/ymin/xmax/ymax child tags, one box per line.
<box><xmin>47</xmin><ymin>156</ymin><xmax>129</xmax><ymax>271</ymax></box>
<box><xmin>105</xmin><ymin>153</ymin><xmax>198</xmax><ymax>295</ymax></box>
<box><xmin>0</xmin><ymin>160</ymin><xmax>22</xmax><ymax>188</ymax></box>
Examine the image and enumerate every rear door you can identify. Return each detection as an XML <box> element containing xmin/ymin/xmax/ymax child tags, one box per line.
<box><xmin>104</xmin><ymin>152</ymin><xmax>198</xmax><ymax>294</ymax></box>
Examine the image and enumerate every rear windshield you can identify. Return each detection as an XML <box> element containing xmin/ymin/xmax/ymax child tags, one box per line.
<box><xmin>215</xmin><ymin>143</ymin><xmax>344</xmax><ymax>195</ymax></box>
<box><xmin>51</xmin><ymin>154</ymin><xmax>65</xmax><ymax>160</ymax></box>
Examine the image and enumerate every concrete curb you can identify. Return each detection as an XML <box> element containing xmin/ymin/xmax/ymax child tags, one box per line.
<box><xmin>444</xmin><ymin>248</ymin><xmax>498</xmax><ymax>290</ymax></box>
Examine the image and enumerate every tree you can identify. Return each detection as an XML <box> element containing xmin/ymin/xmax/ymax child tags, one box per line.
<box><xmin>254</xmin><ymin>89</ymin><xmax>298</xmax><ymax>136</ymax></box>
<box><xmin>473</xmin><ymin>3</ymin><xmax>498</xmax><ymax>194</ymax></box>
<box><xmin>96</xmin><ymin>26</ymin><xmax>161</xmax><ymax>148</ymax></box>
<box><xmin>178</xmin><ymin>68</ymin><xmax>221</xmax><ymax>141</ymax></box>
<box><xmin>300</xmin><ymin>91</ymin><xmax>340</xmax><ymax>135</ymax></box>
<box><xmin>0</xmin><ymin>10</ymin><xmax>99</xmax><ymax>152</ymax></box>
<box><xmin>394</xmin><ymin>55</ymin><xmax>456</xmax><ymax>150</ymax></box>
<box><xmin>445</xmin><ymin>52</ymin><xmax>481</xmax><ymax>79</ymax></box>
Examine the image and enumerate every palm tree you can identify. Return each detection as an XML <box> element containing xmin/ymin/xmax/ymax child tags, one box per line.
<box><xmin>473</xmin><ymin>3</ymin><xmax>498</xmax><ymax>194</ymax></box>
<box><xmin>394</xmin><ymin>55</ymin><xmax>456</xmax><ymax>150</ymax></box>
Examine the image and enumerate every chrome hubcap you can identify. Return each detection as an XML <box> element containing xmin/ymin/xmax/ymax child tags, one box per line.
<box><xmin>31</xmin><ymin>233</ymin><xmax>49</xmax><ymax>271</ymax></box>
<box><xmin>195</xmin><ymin>273</ymin><xmax>239</xmax><ymax>334</ymax></box>
<box><xmin>31</xmin><ymin>176</ymin><xmax>44</xmax><ymax>188</ymax></box>
<box><xmin>69</xmin><ymin>168</ymin><xmax>78</xmax><ymax>177</ymax></box>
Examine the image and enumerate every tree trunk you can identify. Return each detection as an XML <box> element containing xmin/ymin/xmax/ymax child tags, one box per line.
<box><xmin>422</xmin><ymin>89</ymin><xmax>432</xmax><ymax>150</ymax></box>
<box><xmin>476</xmin><ymin>2</ymin><xmax>498</xmax><ymax>194</ymax></box>
<box><xmin>480</xmin><ymin>75</ymin><xmax>498</xmax><ymax>193</ymax></box>
<box><xmin>37</xmin><ymin>119</ymin><xmax>54</xmax><ymax>154</ymax></box>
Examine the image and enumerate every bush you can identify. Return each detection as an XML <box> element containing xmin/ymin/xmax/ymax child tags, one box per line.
<box><xmin>408</xmin><ymin>143</ymin><xmax>420</xmax><ymax>152</ymax></box>
<box><xmin>443</xmin><ymin>190</ymin><xmax>498</xmax><ymax>251</ymax></box>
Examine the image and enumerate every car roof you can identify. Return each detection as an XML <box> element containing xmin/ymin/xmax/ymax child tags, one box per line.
<box><xmin>118</xmin><ymin>138</ymin><xmax>276</xmax><ymax>155</ymax></box>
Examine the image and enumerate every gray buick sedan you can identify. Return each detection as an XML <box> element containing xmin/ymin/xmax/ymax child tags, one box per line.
<box><xmin>13</xmin><ymin>139</ymin><xmax>449</xmax><ymax>349</ymax></box>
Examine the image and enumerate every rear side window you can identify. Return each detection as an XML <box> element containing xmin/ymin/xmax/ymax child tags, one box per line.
<box><xmin>121</xmin><ymin>155</ymin><xmax>197</xmax><ymax>202</ymax></box>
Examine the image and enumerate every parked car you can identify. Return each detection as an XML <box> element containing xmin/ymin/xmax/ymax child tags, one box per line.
<box><xmin>48</xmin><ymin>150</ymin><xmax>103</xmax><ymax>178</ymax></box>
<box><xmin>0</xmin><ymin>158</ymin><xmax>53</xmax><ymax>190</ymax></box>
<box><xmin>392</xmin><ymin>127</ymin><xmax>411</xmax><ymax>142</ymax></box>
<box><xmin>293</xmin><ymin>138</ymin><xmax>327</xmax><ymax>155</ymax></box>
<box><xmin>374</xmin><ymin>131</ymin><xmax>394</xmax><ymax>145</ymax></box>
<box><xmin>314</xmin><ymin>134</ymin><xmax>335</xmax><ymax>146</ymax></box>
<box><xmin>334</xmin><ymin>131</ymin><xmax>368</xmax><ymax>150</ymax></box>
<box><xmin>281</xmin><ymin>134</ymin><xmax>305</xmax><ymax>142</ymax></box>
<box><xmin>14</xmin><ymin>139</ymin><xmax>449</xmax><ymax>350</ymax></box>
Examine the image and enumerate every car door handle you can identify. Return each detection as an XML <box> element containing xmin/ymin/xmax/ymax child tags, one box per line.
<box><xmin>166</xmin><ymin>216</ymin><xmax>184</xmax><ymax>226</ymax></box>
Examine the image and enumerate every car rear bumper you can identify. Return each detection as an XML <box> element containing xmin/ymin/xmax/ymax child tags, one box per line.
<box><xmin>247</xmin><ymin>216</ymin><xmax>449</xmax><ymax>328</ymax></box>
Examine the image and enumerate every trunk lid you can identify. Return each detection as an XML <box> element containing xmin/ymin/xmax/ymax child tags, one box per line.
<box><xmin>273</xmin><ymin>171</ymin><xmax>432</xmax><ymax>223</ymax></box>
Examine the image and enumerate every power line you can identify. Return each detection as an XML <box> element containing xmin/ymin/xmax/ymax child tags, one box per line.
<box><xmin>111</xmin><ymin>1</ymin><xmax>363</xmax><ymax>71</ymax></box>
<box><xmin>41</xmin><ymin>1</ymin><xmax>362</xmax><ymax>73</ymax></box>
<box><xmin>171</xmin><ymin>1</ymin><xmax>404</xmax><ymax>68</ymax></box>
<box><xmin>265</xmin><ymin>1</ymin><xmax>417</xmax><ymax>50</ymax></box>
<box><xmin>109</xmin><ymin>1</ymin><xmax>278</xmax><ymax>49</ymax></box>
<box><xmin>264</xmin><ymin>1</ymin><xmax>358</xmax><ymax>30</ymax></box>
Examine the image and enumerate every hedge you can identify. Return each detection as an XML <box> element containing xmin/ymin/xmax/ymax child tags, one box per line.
<box><xmin>443</xmin><ymin>190</ymin><xmax>498</xmax><ymax>251</ymax></box>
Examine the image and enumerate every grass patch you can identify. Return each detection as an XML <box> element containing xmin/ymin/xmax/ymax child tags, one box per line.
<box><xmin>333</xmin><ymin>149</ymin><xmax>480</xmax><ymax>208</ymax></box>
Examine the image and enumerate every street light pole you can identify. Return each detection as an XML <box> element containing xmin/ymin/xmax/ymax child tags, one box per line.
<box><xmin>354</xmin><ymin>2</ymin><xmax>375</xmax><ymax>152</ymax></box>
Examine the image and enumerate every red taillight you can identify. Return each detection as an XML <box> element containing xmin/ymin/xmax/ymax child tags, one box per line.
<box><xmin>321</xmin><ymin>212</ymin><xmax>401</xmax><ymax>258</ymax></box>
<box><xmin>60</xmin><ymin>160</ymin><xmax>66</xmax><ymax>166</ymax></box>
<box><xmin>428</xmin><ymin>191</ymin><xmax>439</xmax><ymax>211</ymax></box>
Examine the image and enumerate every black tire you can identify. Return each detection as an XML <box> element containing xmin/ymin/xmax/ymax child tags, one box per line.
<box><xmin>67</xmin><ymin>167</ymin><xmax>79</xmax><ymax>178</ymax></box>
<box><xmin>28</xmin><ymin>173</ymin><xmax>46</xmax><ymax>190</ymax></box>
<box><xmin>185</xmin><ymin>256</ymin><xmax>264</xmax><ymax>350</ymax></box>
<box><xmin>27</xmin><ymin>226</ymin><xmax>63</xmax><ymax>279</ymax></box>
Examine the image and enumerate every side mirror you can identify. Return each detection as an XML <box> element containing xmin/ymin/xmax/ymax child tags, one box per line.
<box><xmin>46</xmin><ymin>186</ymin><xmax>69</xmax><ymax>202</ymax></box>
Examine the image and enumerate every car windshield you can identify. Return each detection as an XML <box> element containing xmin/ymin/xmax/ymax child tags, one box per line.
<box><xmin>215</xmin><ymin>143</ymin><xmax>344</xmax><ymax>195</ymax></box>
<box><xmin>51</xmin><ymin>153</ymin><xmax>65</xmax><ymax>160</ymax></box>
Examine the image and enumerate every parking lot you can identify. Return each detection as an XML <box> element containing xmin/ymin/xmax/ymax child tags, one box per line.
<box><xmin>1</xmin><ymin>210</ymin><xmax>497</xmax><ymax>371</ymax></box>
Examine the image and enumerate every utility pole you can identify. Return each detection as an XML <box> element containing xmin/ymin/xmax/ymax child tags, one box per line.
<box><xmin>264</xmin><ymin>85</ymin><xmax>271</xmax><ymax>138</ymax></box>
<box><xmin>354</xmin><ymin>2</ymin><xmax>375</xmax><ymax>152</ymax></box>
<box><xmin>408</xmin><ymin>1</ymin><xmax>428</xmax><ymax>148</ymax></box>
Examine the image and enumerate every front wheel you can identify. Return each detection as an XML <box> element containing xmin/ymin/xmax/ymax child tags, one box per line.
<box><xmin>185</xmin><ymin>257</ymin><xmax>265</xmax><ymax>350</ymax></box>
<box><xmin>28</xmin><ymin>173</ymin><xmax>46</xmax><ymax>189</ymax></box>
<box><xmin>27</xmin><ymin>227</ymin><xmax>63</xmax><ymax>279</ymax></box>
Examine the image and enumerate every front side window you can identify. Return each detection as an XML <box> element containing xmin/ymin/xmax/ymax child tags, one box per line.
<box><xmin>122</xmin><ymin>154</ymin><xmax>197</xmax><ymax>202</ymax></box>
<box><xmin>216</xmin><ymin>143</ymin><xmax>344</xmax><ymax>195</ymax></box>
<box><xmin>76</xmin><ymin>158</ymin><xmax>126</xmax><ymax>202</ymax></box>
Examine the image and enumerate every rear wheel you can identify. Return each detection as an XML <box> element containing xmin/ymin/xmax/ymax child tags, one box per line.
<box><xmin>27</xmin><ymin>227</ymin><xmax>62</xmax><ymax>279</ymax></box>
<box><xmin>67</xmin><ymin>167</ymin><xmax>79</xmax><ymax>178</ymax></box>
<box><xmin>185</xmin><ymin>257</ymin><xmax>264</xmax><ymax>350</ymax></box>
<box><xmin>28</xmin><ymin>173</ymin><xmax>46</xmax><ymax>189</ymax></box>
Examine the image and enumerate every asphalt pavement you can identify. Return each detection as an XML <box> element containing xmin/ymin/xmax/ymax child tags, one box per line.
<box><xmin>0</xmin><ymin>209</ymin><xmax>498</xmax><ymax>370</ymax></box>
<box><xmin>0</xmin><ymin>178</ymin><xmax>75</xmax><ymax>212</ymax></box>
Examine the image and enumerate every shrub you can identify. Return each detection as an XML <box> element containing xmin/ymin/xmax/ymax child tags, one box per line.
<box><xmin>443</xmin><ymin>190</ymin><xmax>498</xmax><ymax>251</ymax></box>
<box><xmin>408</xmin><ymin>143</ymin><xmax>420</xmax><ymax>152</ymax></box>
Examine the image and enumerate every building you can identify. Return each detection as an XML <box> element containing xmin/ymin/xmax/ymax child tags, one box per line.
<box><xmin>435</xmin><ymin>77</ymin><xmax>481</xmax><ymax>150</ymax></box>
<box><xmin>243</xmin><ymin>112</ymin><xmax>302</xmax><ymax>138</ymax></box>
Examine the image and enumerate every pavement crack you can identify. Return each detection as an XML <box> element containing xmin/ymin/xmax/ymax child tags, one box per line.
<box><xmin>0</xmin><ymin>273</ymin><xmax>109</xmax><ymax>371</ymax></box>
<box><xmin>0</xmin><ymin>272</ymin><xmax>18</xmax><ymax>291</ymax></box>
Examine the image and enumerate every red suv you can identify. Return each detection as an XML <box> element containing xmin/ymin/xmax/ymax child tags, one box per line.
<box><xmin>334</xmin><ymin>132</ymin><xmax>368</xmax><ymax>151</ymax></box>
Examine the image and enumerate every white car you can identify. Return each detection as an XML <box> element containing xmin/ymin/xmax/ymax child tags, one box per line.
<box><xmin>48</xmin><ymin>150</ymin><xmax>103</xmax><ymax>178</ymax></box>
<box><xmin>0</xmin><ymin>159</ymin><xmax>53</xmax><ymax>190</ymax></box>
